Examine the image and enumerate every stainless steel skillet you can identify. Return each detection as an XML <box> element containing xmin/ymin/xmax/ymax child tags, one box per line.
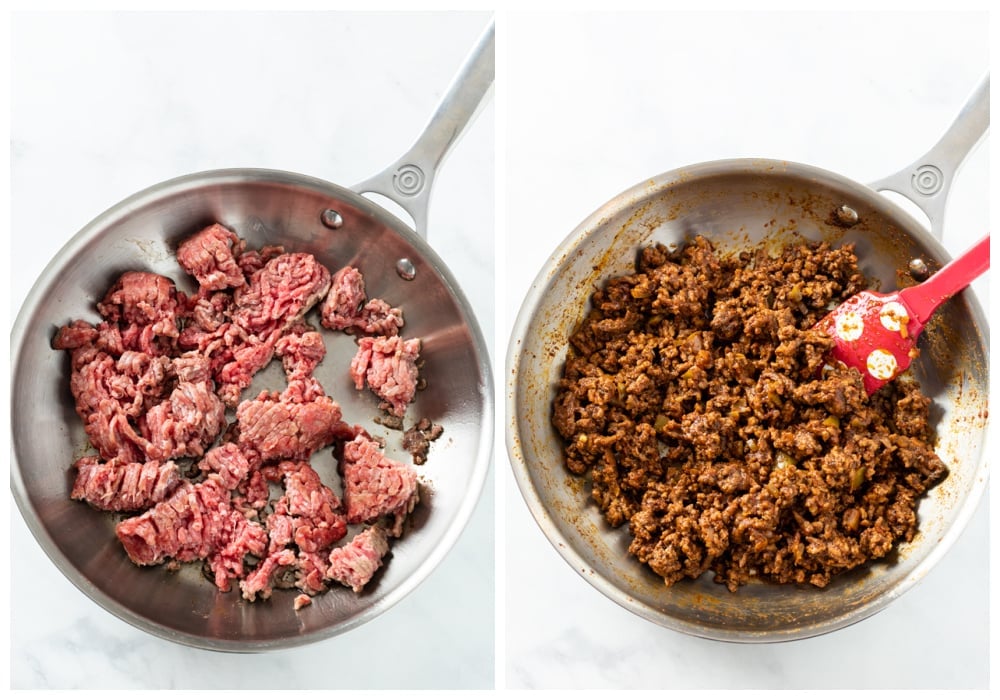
<box><xmin>11</xmin><ymin>21</ymin><xmax>494</xmax><ymax>652</ymax></box>
<box><xmin>507</xmin><ymin>74</ymin><xmax>989</xmax><ymax>642</ymax></box>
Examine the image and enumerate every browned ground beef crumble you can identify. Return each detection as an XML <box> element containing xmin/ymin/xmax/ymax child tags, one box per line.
<box><xmin>552</xmin><ymin>236</ymin><xmax>947</xmax><ymax>591</ymax></box>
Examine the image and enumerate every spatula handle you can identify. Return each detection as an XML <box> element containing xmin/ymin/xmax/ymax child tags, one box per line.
<box><xmin>898</xmin><ymin>234</ymin><xmax>990</xmax><ymax>324</ymax></box>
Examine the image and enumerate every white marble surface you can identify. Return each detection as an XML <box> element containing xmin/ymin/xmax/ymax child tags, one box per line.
<box><xmin>10</xmin><ymin>11</ymin><xmax>494</xmax><ymax>689</ymax></box>
<box><xmin>503</xmin><ymin>11</ymin><xmax>990</xmax><ymax>689</ymax></box>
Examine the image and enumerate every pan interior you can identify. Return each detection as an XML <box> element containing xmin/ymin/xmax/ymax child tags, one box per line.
<box><xmin>508</xmin><ymin>160</ymin><xmax>989</xmax><ymax>641</ymax></box>
<box><xmin>11</xmin><ymin>169</ymin><xmax>492</xmax><ymax>650</ymax></box>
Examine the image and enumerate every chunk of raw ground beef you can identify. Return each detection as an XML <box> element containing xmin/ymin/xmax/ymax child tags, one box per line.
<box><xmin>197</xmin><ymin>442</ymin><xmax>256</xmax><ymax>490</ymax></box>
<box><xmin>52</xmin><ymin>319</ymin><xmax>99</xmax><ymax>350</ymax></box>
<box><xmin>171</xmin><ymin>352</ymin><xmax>213</xmax><ymax>384</ymax></box>
<box><xmin>178</xmin><ymin>289</ymin><xmax>234</xmax><ymax>334</ymax></box>
<box><xmin>71</xmin><ymin>456</ymin><xmax>181</xmax><ymax>512</ymax></box>
<box><xmin>178</xmin><ymin>252</ymin><xmax>331</xmax><ymax>407</ymax></box>
<box><xmin>241</xmin><ymin>462</ymin><xmax>350</xmax><ymax>601</ymax></box>
<box><xmin>236</xmin><ymin>390</ymin><xmax>345</xmax><ymax>461</ymax></box>
<box><xmin>231</xmin><ymin>252</ymin><xmax>332</xmax><ymax>337</ymax></box>
<box><xmin>295</xmin><ymin>550</ymin><xmax>332</xmax><ymax>595</ymax></box>
<box><xmin>233</xmin><ymin>465</ymin><xmax>270</xmax><ymax>517</ymax></box>
<box><xmin>320</xmin><ymin>266</ymin><xmax>404</xmax><ymax>336</ymax></box>
<box><xmin>66</xmin><ymin>349</ymin><xmax>149</xmax><ymax>462</ymax></box>
<box><xmin>355</xmin><ymin>298</ymin><xmax>405</xmax><ymax>336</ymax></box>
<box><xmin>320</xmin><ymin>266</ymin><xmax>366</xmax><ymax>330</ymax></box>
<box><xmin>349</xmin><ymin>335</ymin><xmax>421</xmax><ymax>417</ymax></box>
<box><xmin>96</xmin><ymin>271</ymin><xmax>180</xmax><ymax>341</ymax></box>
<box><xmin>341</xmin><ymin>433</ymin><xmax>419</xmax><ymax>537</ymax></box>
<box><xmin>275</xmin><ymin>322</ymin><xmax>326</xmax><ymax>379</ymax></box>
<box><xmin>272</xmin><ymin>460</ymin><xmax>348</xmax><ymax>553</ymax></box>
<box><xmin>142</xmin><ymin>381</ymin><xmax>227</xmax><ymax>460</ymax></box>
<box><xmin>176</xmin><ymin>318</ymin><xmax>277</xmax><ymax>407</ymax></box>
<box><xmin>327</xmin><ymin>526</ymin><xmax>391</xmax><ymax>593</ymax></box>
<box><xmin>176</xmin><ymin>223</ymin><xmax>247</xmax><ymax>292</ymax></box>
<box><xmin>68</xmin><ymin>348</ymin><xmax>221</xmax><ymax>463</ymax></box>
<box><xmin>236</xmin><ymin>244</ymin><xmax>285</xmax><ymax>277</ymax></box>
<box><xmin>211</xmin><ymin>326</ymin><xmax>278</xmax><ymax>408</ymax></box>
<box><xmin>53</xmin><ymin>319</ymin><xmax>128</xmax><ymax>356</ymax></box>
<box><xmin>240</xmin><ymin>548</ymin><xmax>297</xmax><ymax>602</ymax></box>
<box><xmin>115</xmin><ymin>475</ymin><xmax>267</xmax><ymax>591</ymax></box>
<box><xmin>70</xmin><ymin>348</ymin><xmax>173</xmax><ymax>420</ymax></box>
<box><xmin>82</xmin><ymin>405</ymin><xmax>150</xmax><ymax>463</ymax></box>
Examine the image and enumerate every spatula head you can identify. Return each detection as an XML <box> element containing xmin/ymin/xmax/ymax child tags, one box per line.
<box><xmin>815</xmin><ymin>289</ymin><xmax>924</xmax><ymax>394</ymax></box>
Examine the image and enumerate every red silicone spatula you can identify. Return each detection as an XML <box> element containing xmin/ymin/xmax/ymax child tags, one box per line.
<box><xmin>815</xmin><ymin>234</ymin><xmax>989</xmax><ymax>394</ymax></box>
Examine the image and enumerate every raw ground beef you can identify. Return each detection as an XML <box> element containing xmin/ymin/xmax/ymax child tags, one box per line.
<box><xmin>275</xmin><ymin>322</ymin><xmax>327</xmax><ymax>379</ymax></box>
<box><xmin>115</xmin><ymin>475</ymin><xmax>269</xmax><ymax>592</ymax></box>
<box><xmin>270</xmin><ymin>460</ymin><xmax>348</xmax><ymax>553</ymax></box>
<box><xmin>320</xmin><ymin>266</ymin><xmax>366</xmax><ymax>331</ymax></box>
<box><xmin>552</xmin><ymin>236</ymin><xmax>948</xmax><ymax>591</ymax></box>
<box><xmin>53</xmin><ymin>222</ymin><xmax>429</xmax><ymax>605</ymax></box>
<box><xmin>350</xmin><ymin>335</ymin><xmax>421</xmax><ymax>417</ymax></box>
<box><xmin>341</xmin><ymin>433</ymin><xmax>420</xmax><ymax>537</ymax></box>
<box><xmin>327</xmin><ymin>525</ymin><xmax>391</xmax><ymax>593</ymax></box>
<box><xmin>142</xmin><ymin>381</ymin><xmax>226</xmax><ymax>460</ymax></box>
<box><xmin>232</xmin><ymin>252</ymin><xmax>332</xmax><ymax>337</ymax></box>
<box><xmin>236</xmin><ymin>389</ymin><xmax>345</xmax><ymax>462</ymax></box>
<box><xmin>320</xmin><ymin>265</ymin><xmax>404</xmax><ymax>336</ymax></box>
<box><xmin>71</xmin><ymin>456</ymin><xmax>181</xmax><ymax>512</ymax></box>
<box><xmin>197</xmin><ymin>443</ymin><xmax>256</xmax><ymax>490</ymax></box>
<box><xmin>176</xmin><ymin>223</ymin><xmax>247</xmax><ymax>292</ymax></box>
<box><xmin>175</xmin><ymin>251</ymin><xmax>333</xmax><ymax>407</ymax></box>
<box><xmin>97</xmin><ymin>271</ymin><xmax>181</xmax><ymax>344</ymax></box>
<box><xmin>240</xmin><ymin>548</ymin><xmax>298</xmax><ymax>602</ymax></box>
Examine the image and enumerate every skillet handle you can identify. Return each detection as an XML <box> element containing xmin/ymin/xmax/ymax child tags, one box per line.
<box><xmin>868</xmin><ymin>73</ymin><xmax>989</xmax><ymax>242</ymax></box>
<box><xmin>352</xmin><ymin>19</ymin><xmax>495</xmax><ymax>239</ymax></box>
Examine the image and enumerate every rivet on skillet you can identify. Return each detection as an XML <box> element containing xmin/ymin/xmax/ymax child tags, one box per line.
<box><xmin>321</xmin><ymin>209</ymin><xmax>344</xmax><ymax>229</ymax></box>
<box><xmin>835</xmin><ymin>204</ymin><xmax>859</xmax><ymax>226</ymax></box>
<box><xmin>396</xmin><ymin>258</ymin><xmax>417</xmax><ymax>280</ymax></box>
<box><xmin>909</xmin><ymin>258</ymin><xmax>931</xmax><ymax>281</ymax></box>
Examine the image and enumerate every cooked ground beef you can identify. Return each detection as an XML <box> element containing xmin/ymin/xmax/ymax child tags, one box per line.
<box><xmin>552</xmin><ymin>236</ymin><xmax>947</xmax><ymax>591</ymax></box>
<box><xmin>402</xmin><ymin>418</ymin><xmax>444</xmax><ymax>465</ymax></box>
<box><xmin>52</xmin><ymin>222</ymin><xmax>431</xmax><ymax>605</ymax></box>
